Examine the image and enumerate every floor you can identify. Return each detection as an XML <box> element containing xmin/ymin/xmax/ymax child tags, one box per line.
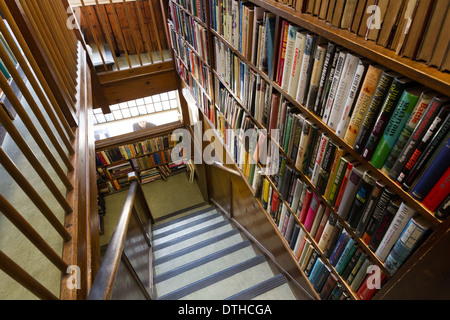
<box><xmin>100</xmin><ymin>172</ymin><xmax>206</xmax><ymax>247</ymax></box>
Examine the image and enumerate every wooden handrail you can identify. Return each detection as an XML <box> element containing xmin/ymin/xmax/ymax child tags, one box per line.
<box><xmin>88</xmin><ymin>173</ymin><xmax>154</xmax><ymax>300</ymax></box>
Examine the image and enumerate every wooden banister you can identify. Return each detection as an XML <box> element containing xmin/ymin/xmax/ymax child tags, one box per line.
<box><xmin>88</xmin><ymin>173</ymin><xmax>154</xmax><ymax>300</ymax></box>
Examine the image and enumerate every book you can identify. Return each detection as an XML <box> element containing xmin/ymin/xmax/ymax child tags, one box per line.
<box><xmin>385</xmin><ymin>215</ymin><xmax>431</xmax><ymax>274</ymax></box>
<box><xmin>327</xmin><ymin>52</ymin><xmax>360</xmax><ymax>131</ymax></box>
<box><xmin>410</xmin><ymin>135</ymin><xmax>450</xmax><ymax>201</ymax></box>
<box><xmin>328</xmin><ymin>155</ymin><xmax>351</xmax><ymax>207</ymax></box>
<box><xmin>350</xmin><ymin>0</ymin><xmax>368</xmax><ymax>33</ymax></box>
<box><xmin>314</xmin><ymin>206</ymin><xmax>332</xmax><ymax>243</ymax></box>
<box><xmin>341</xmin><ymin>247</ymin><xmax>363</xmax><ymax>280</ymax></box>
<box><xmin>402</xmin><ymin>113</ymin><xmax>450</xmax><ymax>191</ymax></box>
<box><xmin>347</xmin><ymin>171</ymin><xmax>377</xmax><ymax>229</ymax></box>
<box><xmin>296</xmin><ymin>33</ymin><xmax>318</xmax><ymax>104</ymax></box>
<box><xmin>416</xmin><ymin>0</ymin><xmax>449</xmax><ymax>63</ymax></box>
<box><xmin>323</xmin><ymin>222</ymin><xmax>343</xmax><ymax>258</ymax></box>
<box><xmin>362</xmin><ymin>188</ymin><xmax>397</xmax><ymax>245</ymax></box>
<box><xmin>322</xmin><ymin>50</ymin><xmax>347</xmax><ymax>124</ymax></box>
<box><xmin>319</xmin><ymin>273</ymin><xmax>338</xmax><ymax>300</ymax></box>
<box><xmin>370</xmin><ymin>87</ymin><xmax>423</xmax><ymax>169</ymax></box>
<box><xmin>335</xmin><ymin>240</ymin><xmax>357</xmax><ymax>275</ymax></box>
<box><xmin>369</xmin><ymin>199</ymin><xmax>401</xmax><ymax>252</ymax></box>
<box><xmin>350</xmin><ymin>258</ymin><xmax>372</xmax><ymax>292</ymax></box>
<box><xmin>401</xmin><ymin>0</ymin><xmax>435</xmax><ymax>59</ymax></box>
<box><xmin>334</xmin><ymin>161</ymin><xmax>360</xmax><ymax>210</ymax></box>
<box><xmin>295</xmin><ymin>119</ymin><xmax>313</xmax><ymax>171</ymax></box>
<box><xmin>299</xmin><ymin>187</ymin><xmax>313</xmax><ymax>224</ymax></box>
<box><xmin>391</xmin><ymin>0</ymin><xmax>420</xmax><ymax>55</ymax></box>
<box><xmin>316</xmin><ymin>140</ymin><xmax>338</xmax><ymax>195</ymax></box>
<box><xmin>317</xmin><ymin>47</ymin><xmax>342</xmax><ymax>118</ymax></box>
<box><xmin>311</xmin><ymin>133</ymin><xmax>330</xmax><ymax>186</ymax></box>
<box><xmin>335</xmin><ymin>59</ymin><xmax>369</xmax><ymax>138</ymax></box>
<box><xmin>313</xmin><ymin>42</ymin><xmax>337</xmax><ymax>116</ymax></box>
<box><xmin>288</xmin><ymin>31</ymin><xmax>308</xmax><ymax>97</ymax></box>
<box><xmin>262</xmin><ymin>12</ymin><xmax>276</xmax><ymax>78</ymax></box>
<box><xmin>397</xmin><ymin>107</ymin><xmax>450</xmax><ymax>187</ymax></box>
<box><xmin>340</xmin><ymin>0</ymin><xmax>358</xmax><ymax>29</ymax></box>
<box><xmin>309</xmin><ymin>259</ymin><xmax>331</xmax><ymax>292</ymax></box>
<box><xmin>360</xmin><ymin>76</ymin><xmax>413</xmax><ymax>160</ymax></box>
<box><xmin>317</xmin><ymin>214</ymin><xmax>338</xmax><ymax>251</ymax></box>
<box><xmin>375</xmin><ymin>202</ymin><xmax>417</xmax><ymax>262</ymax></box>
<box><xmin>377</xmin><ymin>0</ymin><xmax>406</xmax><ymax>47</ymax></box>
<box><xmin>382</xmin><ymin>91</ymin><xmax>434</xmax><ymax>175</ymax></box>
<box><xmin>276</xmin><ymin>20</ymin><xmax>291</xmax><ymax>86</ymax></box>
<box><xmin>430</xmin><ymin>5</ymin><xmax>450</xmax><ymax>68</ymax></box>
<box><xmin>305</xmin><ymin>41</ymin><xmax>328</xmax><ymax>111</ymax></box>
<box><xmin>304</xmin><ymin>193</ymin><xmax>321</xmax><ymax>232</ymax></box>
<box><xmin>353</xmin><ymin>70</ymin><xmax>398</xmax><ymax>154</ymax></box>
<box><xmin>388</xmin><ymin>95</ymin><xmax>450</xmax><ymax>181</ymax></box>
<box><xmin>310</xmin><ymin>203</ymin><xmax>326</xmax><ymax>238</ymax></box>
<box><xmin>435</xmin><ymin>195</ymin><xmax>450</xmax><ymax>221</ymax></box>
<box><xmin>323</xmin><ymin>145</ymin><xmax>346</xmax><ymax>200</ymax></box>
<box><xmin>346</xmin><ymin>252</ymin><xmax>367</xmax><ymax>285</ymax></box>
<box><xmin>357</xmin><ymin>272</ymin><xmax>387</xmax><ymax>300</ymax></box>
<box><xmin>422</xmin><ymin>166</ymin><xmax>450</xmax><ymax>212</ymax></box>
<box><xmin>365</xmin><ymin>0</ymin><xmax>389</xmax><ymax>42</ymax></box>
<box><xmin>280</xmin><ymin>23</ymin><xmax>300</xmax><ymax>90</ymax></box>
<box><xmin>344</xmin><ymin>65</ymin><xmax>385</xmax><ymax>146</ymax></box>
<box><xmin>329</xmin><ymin>229</ymin><xmax>351</xmax><ymax>266</ymax></box>
<box><xmin>355</xmin><ymin>181</ymin><xmax>386</xmax><ymax>238</ymax></box>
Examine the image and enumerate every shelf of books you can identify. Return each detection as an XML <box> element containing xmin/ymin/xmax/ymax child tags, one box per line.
<box><xmin>95</xmin><ymin>132</ymin><xmax>188</xmax><ymax>195</ymax></box>
<box><xmin>165</xmin><ymin>0</ymin><xmax>450</xmax><ymax>300</ymax></box>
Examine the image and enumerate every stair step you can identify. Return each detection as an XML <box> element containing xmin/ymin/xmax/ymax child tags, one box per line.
<box><xmin>225</xmin><ymin>274</ymin><xmax>291</xmax><ymax>300</ymax></box>
<box><xmin>156</xmin><ymin>255</ymin><xmax>268</xmax><ymax>300</ymax></box>
<box><xmin>153</xmin><ymin>211</ymin><xmax>221</xmax><ymax>241</ymax></box>
<box><xmin>153</xmin><ymin>205</ymin><xmax>216</xmax><ymax>233</ymax></box>
<box><xmin>155</xmin><ymin>241</ymin><xmax>258</xmax><ymax>297</ymax></box>
<box><xmin>153</xmin><ymin>222</ymin><xmax>234</xmax><ymax>259</ymax></box>
<box><xmin>154</xmin><ymin>230</ymin><xmax>245</xmax><ymax>275</ymax></box>
<box><xmin>153</xmin><ymin>202</ymin><xmax>211</xmax><ymax>225</ymax></box>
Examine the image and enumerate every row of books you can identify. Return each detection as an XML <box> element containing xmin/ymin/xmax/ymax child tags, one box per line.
<box><xmin>175</xmin><ymin>55</ymin><xmax>212</xmax><ymax>115</ymax></box>
<box><xmin>171</xmin><ymin>0</ymin><xmax>207</xmax><ymax>23</ymax></box>
<box><xmin>130</xmin><ymin>149</ymin><xmax>174</xmax><ymax>171</ymax></box>
<box><xmin>211</xmin><ymin>0</ymin><xmax>278</xmax><ymax>78</ymax></box>
<box><xmin>278</xmin><ymin>0</ymin><xmax>450</xmax><ymax>71</ymax></box>
<box><xmin>95</xmin><ymin>134</ymin><xmax>176</xmax><ymax>167</ymax></box>
<box><xmin>98</xmin><ymin>176</ymin><xmax>131</xmax><ymax>194</ymax></box>
<box><xmin>169</xmin><ymin>25</ymin><xmax>212</xmax><ymax>96</ymax></box>
<box><xmin>168</xmin><ymin>1</ymin><xmax>209</xmax><ymax>62</ymax></box>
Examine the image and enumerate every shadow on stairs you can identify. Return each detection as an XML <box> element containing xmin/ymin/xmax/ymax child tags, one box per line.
<box><xmin>152</xmin><ymin>203</ymin><xmax>307</xmax><ymax>300</ymax></box>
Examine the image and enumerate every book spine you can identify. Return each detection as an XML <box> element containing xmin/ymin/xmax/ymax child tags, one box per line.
<box><xmin>323</xmin><ymin>223</ymin><xmax>343</xmax><ymax>258</ymax></box>
<box><xmin>322</xmin><ymin>51</ymin><xmax>347</xmax><ymax>124</ymax></box>
<box><xmin>397</xmin><ymin>107</ymin><xmax>450</xmax><ymax>187</ymax></box>
<box><xmin>281</xmin><ymin>24</ymin><xmax>297</xmax><ymax>90</ymax></box>
<box><xmin>370</xmin><ymin>90</ymin><xmax>421</xmax><ymax>169</ymax></box>
<box><xmin>369</xmin><ymin>200</ymin><xmax>400</xmax><ymax>252</ymax></box>
<box><xmin>382</xmin><ymin>93</ymin><xmax>432</xmax><ymax>175</ymax></box>
<box><xmin>388</xmin><ymin>96</ymin><xmax>447</xmax><ymax>181</ymax></box>
<box><xmin>299</xmin><ymin>188</ymin><xmax>313</xmax><ymax>224</ymax></box>
<box><xmin>311</xmin><ymin>134</ymin><xmax>329</xmax><ymax>186</ymax></box>
<box><xmin>303</xmin><ymin>125</ymin><xmax>319</xmax><ymax>176</ymax></box>
<box><xmin>327</xmin><ymin>53</ymin><xmax>360</xmax><ymax>130</ymax></box>
<box><xmin>411</xmin><ymin>136</ymin><xmax>450</xmax><ymax>200</ymax></box>
<box><xmin>333</xmin><ymin>161</ymin><xmax>354</xmax><ymax>210</ymax></box>
<box><xmin>403</xmin><ymin>116</ymin><xmax>450</xmax><ymax>191</ymax></box>
<box><xmin>318</xmin><ymin>48</ymin><xmax>341</xmax><ymax>118</ymax></box>
<box><xmin>328</xmin><ymin>158</ymin><xmax>349</xmax><ymax>207</ymax></box>
<box><xmin>317</xmin><ymin>214</ymin><xmax>337</xmax><ymax>251</ymax></box>
<box><xmin>435</xmin><ymin>195</ymin><xmax>450</xmax><ymax>221</ymax></box>
<box><xmin>319</xmin><ymin>273</ymin><xmax>338</xmax><ymax>300</ymax></box>
<box><xmin>385</xmin><ymin>216</ymin><xmax>431</xmax><ymax>274</ymax></box>
<box><xmin>295</xmin><ymin>34</ymin><xmax>315</xmax><ymax>104</ymax></box>
<box><xmin>375</xmin><ymin>202</ymin><xmax>416</xmax><ymax>262</ymax></box>
<box><xmin>335</xmin><ymin>59</ymin><xmax>368</xmax><ymax>138</ymax></box>
<box><xmin>316</xmin><ymin>142</ymin><xmax>337</xmax><ymax>195</ymax></box>
<box><xmin>357</xmin><ymin>272</ymin><xmax>387</xmax><ymax>300</ymax></box>
<box><xmin>362</xmin><ymin>188</ymin><xmax>397</xmax><ymax>245</ymax></box>
<box><xmin>276</xmin><ymin>20</ymin><xmax>290</xmax><ymax>85</ymax></box>
<box><xmin>288</xmin><ymin>31</ymin><xmax>307</xmax><ymax>97</ymax></box>
<box><xmin>353</xmin><ymin>71</ymin><xmax>396</xmax><ymax>154</ymax></box>
<box><xmin>355</xmin><ymin>181</ymin><xmax>386</xmax><ymax>238</ymax></box>
<box><xmin>344</xmin><ymin>65</ymin><xmax>384</xmax><ymax>146</ymax></box>
<box><xmin>313</xmin><ymin>42</ymin><xmax>337</xmax><ymax>116</ymax></box>
<box><xmin>305</xmin><ymin>43</ymin><xmax>327</xmax><ymax>110</ymax></box>
<box><xmin>347</xmin><ymin>171</ymin><xmax>377</xmax><ymax>229</ymax></box>
<box><xmin>422</xmin><ymin>166</ymin><xmax>450</xmax><ymax>212</ymax></box>
<box><xmin>329</xmin><ymin>230</ymin><xmax>351</xmax><ymax>266</ymax></box>
<box><xmin>336</xmin><ymin>241</ymin><xmax>357</xmax><ymax>275</ymax></box>
<box><xmin>305</xmin><ymin>193</ymin><xmax>321</xmax><ymax>232</ymax></box>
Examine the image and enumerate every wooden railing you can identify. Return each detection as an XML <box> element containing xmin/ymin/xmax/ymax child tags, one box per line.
<box><xmin>0</xmin><ymin>0</ymin><xmax>98</xmax><ymax>300</ymax></box>
<box><xmin>88</xmin><ymin>173</ymin><xmax>155</xmax><ymax>300</ymax></box>
<box><xmin>71</xmin><ymin>0</ymin><xmax>169</xmax><ymax>72</ymax></box>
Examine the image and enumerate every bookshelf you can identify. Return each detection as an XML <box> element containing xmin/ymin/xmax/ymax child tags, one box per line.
<box><xmin>95</xmin><ymin>122</ymin><xmax>188</xmax><ymax>195</ymax></box>
<box><xmin>165</xmin><ymin>0</ymin><xmax>450</xmax><ymax>300</ymax></box>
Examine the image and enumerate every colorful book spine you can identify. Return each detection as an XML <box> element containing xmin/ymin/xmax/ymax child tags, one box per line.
<box><xmin>337</xmin><ymin>165</ymin><xmax>363</xmax><ymax>220</ymax></box>
<box><xmin>329</xmin><ymin>230</ymin><xmax>351</xmax><ymax>266</ymax></box>
<box><xmin>313</xmin><ymin>42</ymin><xmax>337</xmax><ymax>116</ymax></box>
<box><xmin>375</xmin><ymin>202</ymin><xmax>417</xmax><ymax>262</ymax></box>
<box><xmin>369</xmin><ymin>199</ymin><xmax>401</xmax><ymax>252</ymax></box>
<box><xmin>304</xmin><ymin>193</ymin><xmax>321</xmax><ymax>232</ymax></box>
<box><xmin>411</xmin><ymin>136</ymin><xmax>450</xmax><ymax>201</ymax></box>
<box><xmin>353</xmin><ymin>70</ymin><xmax>397</xmax><ymax>154</ymax></box>
<box><xmin>361</xmin><ymin>77</ymin><xmax>413</xmax><ymax>160</ymax></box>
<box><xmin>276</xmin><ymin>20</ymin><xmax>290</xmax><ymax>86</ymax></box>
<box><xmin>385</xmin><ymin>216</ymin><xmax>431</xmax><ymax>274</ymax></box>
<box><xmin>299</xmin><ymin>188</ymin><xmax>313</xmax><ymax>224</ymax></box>
<box><xmin>347</xmin><ymin>171</ymin><xmax>377</xmax><ymax>229</ymax></box>
<box><xmin>355</xmin><ymin>181</ymin><xmax>386</xmax><ymax>238</ymax></box>
<box><xmin>397</xmin><ymin>107</ymin><xmax>450</xmax><ymax>186</ymax></box>
<box><xmin>335</xmin><ymin>240</ymin><xmax>357</xmax><ymax>275</ymax></box>
<box><xmin>305</xmin><ymin>42</ymin><xmax>328</xmax><ymax>111</ymax></box>
<box><xmin>382</xmin><ymin>97</ymin><xmax>433</xmax><ymax>174</ymax></box>
<box><xmin>370</xmin><ymin>88</ymin><xmax>422</xmax><ymax>169</ymax></box>
<box><xmin>388</xmin><ymin>95</ymin><xmax>449</xmax><ymax>181</ymax></box>
<box><xmin>422</xmin><ymin>166</ymin><xmax>450</xmax><ymax>212</ymax></box>
<box><xmin>344</xmin><ymin>65</ymin><xmax>384</xmax><ymax>146</ymax></box>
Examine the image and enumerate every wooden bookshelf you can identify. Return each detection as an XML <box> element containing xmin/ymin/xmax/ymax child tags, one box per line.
<box><xmin>165</xmin><ymin>0</ymin><xmax>450</xmax><ymax>300</ymax></box>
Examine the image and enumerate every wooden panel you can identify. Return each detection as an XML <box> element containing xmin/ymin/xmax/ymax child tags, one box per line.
<box><xmin>101</xmin><ymin>69</ymin><xmax>178</xmax><ymax>104</ymax></box>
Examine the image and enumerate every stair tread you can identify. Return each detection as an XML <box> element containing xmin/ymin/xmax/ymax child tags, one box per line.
<box><xmin>153</xmin><ymin>212</ymin><xmax>222</xmax><ymax>241</ymax></box>
<box><xmin>153</xmin><ymin>202</ymin><xmax>211</xmax><ymax>226</ymax></box>
<box><xmin>154</xmin><ymin>230</ymin><xmax>245</xmax><ymax>275</ymax></box>
<box><xmin>225</xmin><ymin>274</ymin><xmax>293</xmax><ymax>300</ymax></box>
<box><xmin>155</xmin><ymin>241</ymin><xmax>258</xmax><ymax>296</ymax></box>
<box><xmin>153</xmin><ymin>206</ymin><xmax>216</xmax><ymax>234</ymax></box>
<box><xmin>157</xmin><ymin>255</ymin><xmax>268</xmax><ymax>300</ymax></box>
<box><xmin>153</xmin><ymin>223</ymin><xmax>235</xmax><ymax>259</ymax></box>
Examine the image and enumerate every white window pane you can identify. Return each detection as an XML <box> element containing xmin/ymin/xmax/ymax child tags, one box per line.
<box><xmin>168</xmin><ymin>90</ymin><xmax>177</xmax><ymax>99</ymax></box>
<box><xmin>136</xmin><ymin>98</ymin><xmax>145</xmax><ymax>106</ymax></box>
<box><xmin>154</xmin><ymin>102</ymin><xmax>163</xmax><ymax>112</ymax></box>
<box><xmin>96</xmin><ymin>113</ymin><xmax>106</xmax><ymax>123</ymax></box>
<box><xmin>144</xmin><ymin>97</ymin><xmax>153</xmax><ymax>104</ymax></box>
<box><xmin>162</xmin><ymin>100</ymin><xmax>171</xmax><ymax>110</ymax></box>
<box><xmin>138</xmin><ymin>105</ymin><xmax>147</xmax><ymax>115</ymax></box>
<box><xmin>110</xmin><ymin>104</ymin><xmax>119</xmax><ymax>111</ymax></box>
<box><xmin>160</xmin><ymin>92</ymin><xmax>169</xmax><ymax>101</ymax></box>
<box><xmin>152</xmin><ymin>94</ymin><xmax>161</xmax><ymax>103</ymax></box>
<box><xmin>113</xmin><ymin>110</ymin><xmax>123</xmax><ymax>120</ymax></box>
<box><xmin>127</xmin><ymin>100</ymin><xmax>137</xmax><ymax>107</ymax></box>
<box><xmin>122</xmin><ymin>109</ymin><xmax>132</xmax><ymax>118</ymax></box>
<box><xmin>146</xmin><ymin>104</ymin><xmax>155</xmax><ymax>113</ymax></box>
<box><xmin>119</xmin><ymin>102</ymin><xmax>128</xmax><ymax>109</ymax></box>
<box><xmin>105</xmin><ymin>113</ymin><xmax>114</xmax><ymax>122</ymax></box>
